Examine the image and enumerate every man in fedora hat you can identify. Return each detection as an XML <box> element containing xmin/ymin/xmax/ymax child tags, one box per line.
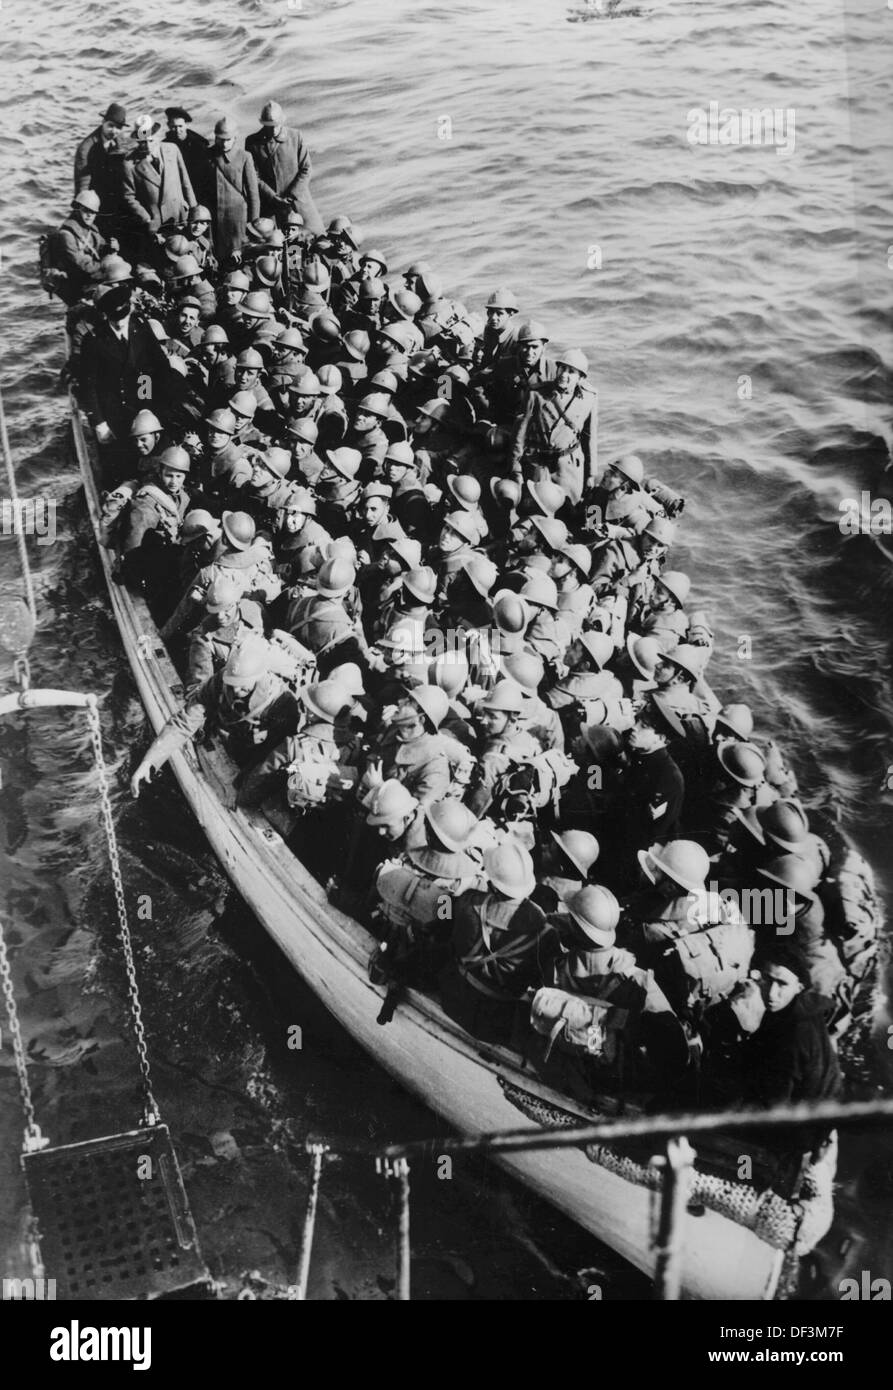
<box><xmin>245</xmin><ymin>99</ymin><xmax>324</xmax><ymax>236</ymax></box>
<box><xmin>74</xmin><ymin>103</ymin><xmax>129</xmax><ymax>210</ymax></box>
<box><xmin>163</xmin><ymin>106</ymin><xmax>210</xmax><ymax>189</ymax></box>
<box><xmin>198</xmin><ymin>116</ymin><xmax>261</xmax><ymax>262</ymax></box>
<box><xmin>120</xmin><ymin>116</ymin><xmax>196</xmax><ymax>242</ymax></box>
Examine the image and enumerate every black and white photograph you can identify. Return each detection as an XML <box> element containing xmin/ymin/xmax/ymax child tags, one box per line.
<box><xmin>0</xmin><ymin>0</ymin><xmax>891</xmax><ymax>1344</ymax></box>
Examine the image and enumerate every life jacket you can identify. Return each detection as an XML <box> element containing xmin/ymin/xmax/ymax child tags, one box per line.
<box><xmin>285</xmin><ymin>728</ymin><xmax>359</xmax><ymax>810</ymax></box>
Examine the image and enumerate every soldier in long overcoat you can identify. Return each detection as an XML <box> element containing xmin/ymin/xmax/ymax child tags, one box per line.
<box><xmin>245</xmin><ymin>100</ymin><xmax>324</xmax><ymax>235</ymax></box>
<box><xmin>199</xmin><ymin>118</ymin><xmax>261</xmax><ymax>262</ymax></box>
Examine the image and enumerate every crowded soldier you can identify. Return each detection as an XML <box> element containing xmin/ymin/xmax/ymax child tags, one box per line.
<box><xmin>55</xmin><ymin>96</ymin><xmax>851</xmax><ymax>1123</ymax></box>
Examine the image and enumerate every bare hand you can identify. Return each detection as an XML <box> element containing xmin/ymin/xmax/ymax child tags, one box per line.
<box><xmin>730</xmin><ymin>979</ymin><xmax>765</xmax><ymax>1034</ymax></box>
<box><xmin>130</xmin><ymin>761</ymin><xmax>154</xmax><ymax>798</ymax></box>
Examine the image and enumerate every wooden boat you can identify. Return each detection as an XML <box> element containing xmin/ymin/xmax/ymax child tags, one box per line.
<box><xmin>70</xmin><ymin>394</ymin><xmax>882</xmax><ymax>1301</ymax></box>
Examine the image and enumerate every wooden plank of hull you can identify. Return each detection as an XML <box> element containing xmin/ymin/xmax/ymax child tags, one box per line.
<box><xmin>71</xmin><ymin>399</ymin><xmax>783</xmax><ymax>1301</ymax></box>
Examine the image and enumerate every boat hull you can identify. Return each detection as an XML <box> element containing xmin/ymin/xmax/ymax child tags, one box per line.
<box><xmin>71</xmin><ymin>400</ymin><xmax>783</xmax><ymax>1300</ymax></box>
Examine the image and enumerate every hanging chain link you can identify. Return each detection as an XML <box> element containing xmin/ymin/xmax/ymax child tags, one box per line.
<box><xmin>0</xmin><ymin>916</ymin><xmax>45</xmax><ymax>1151</ymax></box>
<box><xmin>85</xmin><ymin>696</ymin><xmax>160</xmax><ymax>1126</ymax></box>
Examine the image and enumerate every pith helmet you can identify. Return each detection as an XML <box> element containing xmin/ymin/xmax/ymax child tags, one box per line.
<box><xmin>371</xmin><ymin>368</ymin><xmax>400</xmax><ymax>395</ymax></box>
<box><xmin>386</xmin><ymin>441</ymin><xmax>415</xmax><ymax>468</ymax></box>
<box><xmin>520</xmin><ymin>572</ymin><xmax>559</xmax><ymax>612</ymax></box>
<box><xmin>291</xmin><ymin>370</ymin><xmax>321</xmax><ymax>397</ymax></box>
<box><xmin>480</xmin><ymin>681</ymin><xmax>527</xmax><ymax>715</ymax></box>
<box><xmin>717</xmin><ymin>740</ymin><xmax>766</xmax><ymax>788</ymax></box>
<box><xmin>404</xmin><ymin>565</ymin><xmax>437</xmax><ymax>605</ymax></box>
<box><xmin>666</xmin><ymin>643</ymin><xmax>707</xmax><ymax>682</ymax></box>
<box><xmin>485</xmin><ymin>287</ymin><xmax>519</xmax><ymax>312</ymax></box>
<box><xmin>214</xmin><ymin>116</ymin><xmax>237</xmax><ymax>137</ymax></box>
<box><xmin>358</xmin><ymin>276</ymin><xmax>386</xmax><ymax>303</ymax></box>
<box><xmin>442</xmin><ymin>510</ymin><xmax>478</xmax><ymax>546</ymax></box>
<box><xmin>325</xmin><ymin>447</ymin><xmax>362</xmax><ymax>480</ymax></box>
<box><xmin>164</xmin><ymin>234</ymin><xmax>192</xmax><ymax>260</ymax></box>
<box><xmin>222</xmin><ymin>635</ymin><xmax>267</xmax><ymax>686</ymax></box>
<box><xmin>309</xmin><ymin>312</ymin><xmax>341</xmax><ymax>345</ymax></box>
<box><xmin>446</xmin><ymin>474</ymin><xmax>481</xmax><ymax>509</ymax></box>
<box><xmin>257</xmin><ymin>446</ymin><xmax>291</xmax><ymax>480</ymax></box>
<box><xmin>302</xmin><ymin>260</ymin><xmax>331</xmax><ymax>291</ymax></box>
<box><xmin>236</xmin><ymin>347</ymin><xmax>264</xmax><ymax>370</ymax></box>
<box><xmin>275</xmin><ymin>326</ymin><xmax>305</xmax><ymax>352</ymax></box>
<box><xmin>715</xmin><ymin>703</ymin><xmax>754</xmax><ymax>740</ymax></box>
<box><xmin>73</xmin><ymin>189</ymin><xmax>101</xmax><ymax>213</ymax></box>
<box><xmin>657</xmin><ymin>570</ymin><xmax>690</xmax><ymax>607</ymax></box>
<box><xmin>530</xmin><ymin>515</ymin><xmax>568</xmax><ymax>551</ymax></box>
<box><xmin>425</xmin><ymin>799</ymin><xmax>478</xmax><ymax>852</ymax></box>
<box><xmin>286</xmin><ymin>417</ymin><xmax>319</xmax><ymax>444</ymax></box>
<box><xmin>578</xmin><ymin>631</ymin><xmax>614</xmax><ymax>671</ymax></box>
<box><xmin>171</xmin><ymin>254</ymin><xmax>201</xmax><ymax>280</ymax></box>
<box><xmin>462</xmin><ymin>554</ymin><xmax>498</xmax><ymax>597</ymax></box>
<box><xmin>564</xmin><ymin>544</ymin><xmax>592</xmax><ymax>578</ymax></box>
<box><xmin>610</xmin><ymin>454</ymin><xmax>644</xmax><ymax>486</ymax></box>
<box><xmin>516</xmin><ymin>319</ymin><xmax>550</xmax><ymax>344</ymax></box>
<box><xmin>129</xmin><ymin>409</ymin><xmax>162</xmax><ymax>437</ymax></box>
<box><xmin>301</xmin><ymin>679</ymin><xmax>350</xmax><ymax>723</ymax></box>
<box><xmin>356</xmin><ymin>392</ymin><xmax>391</xmax><ymax>420</ymax></box>
<box><xmin>392</xmin><ymin>289</ymin><xmax>422</xmax><ymax>320</ymax></box>
<box><xmin>241</xmin><ymin>290</ymin><xmax>272</xmax><ymax>319</ymax></box>
<box><xmin>757</xmin><ymin>800</ymin><xmax>810</xmax><ymax>854</ymax></box>
<box><xmin>284</xmin><ymin>484</ymin><xmax>317</xmax><ymax>516</ymax></box>
<box><xmin>260</xmin><ymin>99</ymin><xmax>285</xmax><ymax>125</ymax></box>
<box><xmin>525</xmin><ymin>477</ymin><xmax>566</xmax><ymax>516</ymax></box>
<box><xmin>317</xmin><ymin>557</ymin><xmax>356</xmax><ymax>597</ymax></box>
<box><xmin>483</xmin><ymin>841</ymin><xmax>536</xmax><ymax>898</ymax></box>
<box><xmin>158</xmin><ymin>445</ymin><xmax>190</xmax><ymax>473</ymax></box>
<box><xmin>644</xmin><ymin>515</ymin><xmax>676</xmax><ymax>547</ymax></box>
<box><xmin>205</xmin><ymin>573</ymin><xmax>242</xmax><ymax>613</ymax></box>
<box><xmin>565</xmin><ymin>884</ymin><xmax>620</xmax><ymax>945</ymax></box>
<box><xmin>502</xmin><ymin>650</ymin><xmax>545</xmax><ymax>694</ymax></box>
<box><xmin>229</xmin><ymin>390</ymin><xmax>258</xmax><ymax>419</ymax></box>
<box><xmin>342</xmin><ymin>329</ymin><xmax>370</xmax><ymax>361</ymax></box>
<box><xmin>554</xmin><ymin>348</ymin><xmax>588</xmax><ymax>376</ymax></box>
<box><xmin>407</xmin><ymin>685</ymin><xmax>449</xmax><ymax>732</ymax></box>
<box><xmin>626</xmin><ymin>632</ymin><xmax>661</xmax><ymax>679</ymax></box>
<box><xmin>317</xmin><ymin>364</ymin><xmax>343</xmax><ymax>396</ymax></box>
<box><xmin>367</xmin><ymin>779</ymin><xmax>418</xmax><ymax>827</ymax></box>
<box><xmin>222</xmin><ymin>269</ymin><xmax>251</xmax><ymax>291</ymax></box>
<box><xmin>490</xmin><ymin>477</ymin><xmax>522</xmax><ymax>508</ymax></box>
<box><xmin>492</xmin><ymin>591</ymin><xmax>530</xmax><ymax>636</ymax></box>
<box><xmin>550</xmin><ymin>829</ymin><xmax>601</xmax><ymax>879</ymax></box>
<box><xmin>430</xmin><ymin>651</ymin><xmax>469</xmax><ymax>697</ymax></box>
<box><xmin>327</xmin><ymin>214</ymin><xmax>358</xmax><ymax>248</ymax></box>
<box><xmin>201</xmin><ymin>324</ymin><xmax>229</xmax><ymax>346</ymax></box>
<box><xmin>361</xmin><ymin>247</ymin><xmax>388</xmax><ymax>274</ymax></box>
<box><xmin>386</xmin><ymin>536</ymin><xmax>422</xmax><ymax>571</ymax></box>
<box><xmin>221</xmin><ymin>510</ymin><xmax>256</xmax><ymax>550</ymax></box>
<box><xmin>99</xmin><ymin>254</ymin><xmax>133</xmax><ymax>284</ymax></box>
<box><xmin>638</xmin><ymin>840</ymin><xmax>709</xmax><ymax>895</ymax></box>
<box><xmin>206</xmin><ymin>408</ymin><xmax>237</xmax><ymax>435</ymax></box>
<box><xmin>188</xmin><ymin>203</ymin><xmax>211</xmax><ymax>222</ymax></box>
<box><xmin>757</xmin><ymin>854</ymin><xmax>818</xmax><ymax>905</ymax></box>
<box><xmin>182</xmin><ymin>510</ymin><xmax>222</xmax><ymax>544</ymax></box>
<box><xmin>328</xmin><ymin>661</ymin><xmax>364</xmax><ymax>694</ymax></box>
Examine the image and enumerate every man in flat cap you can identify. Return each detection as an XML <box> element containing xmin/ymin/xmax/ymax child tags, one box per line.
<box><xmin>120</xmin><ymin>116</ymin><xmax>196</xmax><ymax>247</ymax></box>
<box><xmin>74</xmin><ymin>103</ymin><xmax>129</xmax><ymax>232</ymax></box>
<box><xmin>245</xmin><ymin>100</ymin><xmax>323</xmax><ymax>236</ymax></box>
<box><xmin>198</xmin><ymin>117</ymin><xmax>261</xmax><ymax>263</ymax></box>
<box><xmin>163</xmin><ymin>107</ymin><xmax>210</xmax><ymax>189</ymax></box>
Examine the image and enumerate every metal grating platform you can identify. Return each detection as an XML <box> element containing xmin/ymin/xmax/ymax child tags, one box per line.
<box><xmin>23</xmin><ymin>1124</ymin><xmax>209</xmax><ymax>1300</ymax></box>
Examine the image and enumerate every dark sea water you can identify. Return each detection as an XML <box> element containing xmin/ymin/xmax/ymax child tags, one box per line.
<box><xmin>0</xmin><ymin>0</ymin><xmax>891</xmax><ymax>1300</ymax></box>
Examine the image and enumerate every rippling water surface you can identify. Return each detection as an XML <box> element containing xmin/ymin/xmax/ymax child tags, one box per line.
<box><xmin>1</xmin><ymin>0</ymin><xmax>891</xmax><ymax>1299</ymax></box>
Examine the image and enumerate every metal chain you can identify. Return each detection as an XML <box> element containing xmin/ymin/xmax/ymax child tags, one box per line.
<box><xmin>0</xmin><ymin>914</ymin><xmax>45</xmax><ymax>1150</ymax></box>
<box><xmin>85</xmin><ymin>695</ymin><xmax>159</xmax><ymax>1125</ymax></box>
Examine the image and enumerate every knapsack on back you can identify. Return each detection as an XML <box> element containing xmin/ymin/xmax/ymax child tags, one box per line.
<box><xmin>491</xmin><ymin>748</ymin><xmax>576</xmax><ymax>821</ymax></box>
<box><xmin>38</xmin><ymin>232</ymin><xmax>71</xmax><ymax>300</ymax></box>
<box><xmin>286</xmin><ymin>737</ymin><xmax>358</xmax><ymax>810</ymax></box>
<box><xmin>656</xmin><ymin>921</ymin><xmax>755</xmax><ymax>1014</ymax></box>
<box><xmin>530</xmin><ymin>984</ymin><xmax>641</xmax><ymax>1067</ymax></box>
<box><xmin>374</xmin><ymin>865</ymin><xmax>452</xmax><ymax>934</ymax></box>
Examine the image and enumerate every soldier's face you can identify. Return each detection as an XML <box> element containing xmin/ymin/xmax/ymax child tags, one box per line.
<box><xmin>353</xmin><ymin>411</ymin><xmax>376</xmax><ymax>433</ymax></box>
<box><xmin>135</xmin><ymin>432</ymin><xmax>159</xmax><ymax>457</ymax></box>
<box><xmin>519</xmin><ymin>341</ymin><xmax>543</xmax><ymax>367</ymax></box>
<box><xmin>556</xmin><ymin>365</ymin><xmax>579</xmax><ymax>393</ymax></box>
<box><xmin>654</xmin><ymin>659</ymin><xmax>677</xmax><ymax>688</ymax></box>
<box><xmin>479</xmin><ymin>707</ymin><xmax>509</xmax><ymax>737</ymax></box>
<box><xmin>170</xmin><ymin>118</ymin><xmax>188</xmax><ymax>139</ymax></box>
<box><xmin>439</xmin><ymin>525</ymin><xmax>463</xmax><ymax>554</ymax></box>
<box><xmin>161</xmin><ymin>467</ymin><xmax>185</xmax><ymax>493</ymax></box>
<box><xmin>290</xmin><ymin>440</ymin><xmax>312</xmax><ymax>460</ymax></box>
<box><xmin>385</xmin><ymin>462</ymin><xmax>409</xmax><ymax>487</ymax></box>
<box><xmin>551</xmin><ymin>555</ymin><xmax>572</xmax><ymax>581</ymax></box>
<box><xmin>190</xmin><ymin>217</ymin><xmax>210</xmax><ymax>235</ymax></box>
<box><xmin>642</xmin><ymin>536</ymin><xmax>665</xmax><ymax>561</ymax></box>
<box><xmin>362</xmin><ymin>498</ymin><xmax>387</xmax><ymax>527</ymax></box>
<box><xmin>284</xmin><ymin>509</ymin><xmax>307</xmax><ymax>533</ymax></box>
<box><xmin>223</xmin><ymin>288</ymin><xmax>244</xmax><ymax>306</ymax></box>
<box><xmin>360</xmin><ymin>259</ymin><xmax>382</xmax><ymax>279</ymax></box>
<box><xmin>235</xmin><ymin>367</ymin><xmax>259</xmax><ymax>388</ymax></box>
<box><xmin>78</xmin><ymin>205</ymin><xmax>98</xmax><ymax>226</ymax></box>
<box><xmin>178</xmin><ymin>307</ymin><xmax>199</xmax><ymax>334</ymax></box>
<box><xmin>372</xmin><ymin>811</ymin><xmax>411</xmax><ymax>840</ymax></box>
<box><xmin>216</xmin><ymin>136</ymin><xmax>235</xmax><ymax>153</ymax></box>
<box><xmin>214</xmin><ymin>602</ymin><xmax>238</xmax><ymax>626</ymax></box>
<box><xmin>486</xmin><ymin>307</ymin><xmax>510</xmax><ymax>333</ymax></box>
<box><xmin>207</xmin><ymin>429</ymin><xmax>230</xmax><ymax>451</ymax></box>
<box><xmin>763</xmin><ymin>965</ymin><xmax>802</xmax><ymax>1013</ymax></box>
<box><xmin>393</xmin><ymin>710</ymin><xmax>423</xmax><ymax>742</ymax></box>
<box><xmin>250</xmin><ymin>461</ymin><xmax>269</xmax><ymax>486</ymax></box>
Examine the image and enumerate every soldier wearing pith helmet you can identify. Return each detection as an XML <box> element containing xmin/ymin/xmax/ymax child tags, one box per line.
<box><xmin>245</xmin><ymin>99</ymin><xmax>324</xmax><ymax>235</ymax></box>
<box><xmin>510</xmin><ymin>347</ymin><xmax>597</xmax><ymax>508</ymax></box>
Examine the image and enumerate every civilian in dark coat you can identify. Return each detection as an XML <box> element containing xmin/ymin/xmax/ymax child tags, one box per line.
<box><xmin>80</xmin><ymin>296</ymin><xmax>177</xmax><ymax>440</ymax></box>
<box><xmin>163</xmin><ymin>107</ymin><xmax>210</xmax><ymax>190</ymax></box>
<box><xmin>74</xmin><ymin>104</ymin><xmax>129</xmax><ymax>208</ymax></box>
<box><xmin>198</xmin><ymin>119</ymin><xmax>261</xmax><ymax>262</ymax></box>
<box><xmin>245</xmin><ymin>100</ymin><xmax>323</xmax><ymax>235</ymax></box>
